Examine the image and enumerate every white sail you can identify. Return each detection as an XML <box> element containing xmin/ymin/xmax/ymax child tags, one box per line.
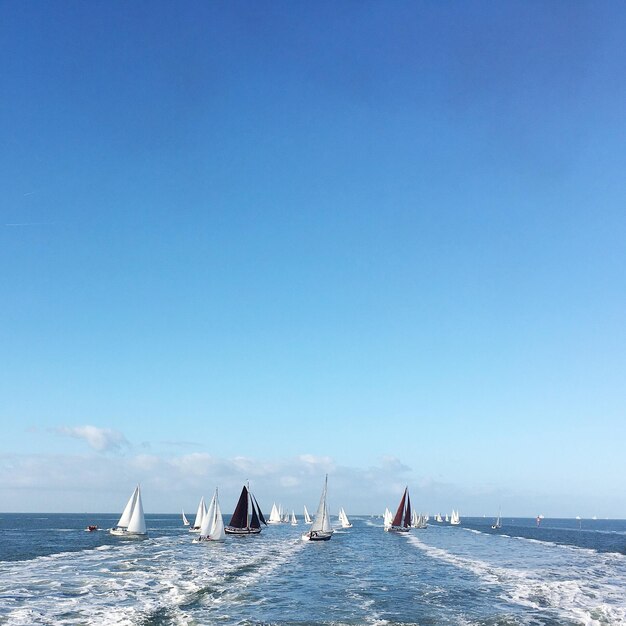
<box><xmin>339</xmin><ymin>507</ymin><xmax>352</xmax><ymax>528</ymax></box>
<box><xmin>304</xmin><ymin>505</ymin><xmax>312</xmax><ymax>524</ymax></box>
<box><xmin>291</xmin><ymin>510</ymin><xmax>298</xmax><ymax>525</ymax></box>
<box><xmin>444</xmin><ymin>513</ymin><xmax>449</xmax><ymax>523</ymax></box>
<box><xmin>182</xmin><ymin>509</ymin><xmax>190</xmax><ymax>526</ymax></box>
<box><xmin>191</xmin><ymin>496</ymin><xmax>206</xmax><ymax>531</ymax></box>
<box><xmin>198</xmin><ymin>489</ymin><xmax>226</xmax><ymax>542</ymax></box>
<box><xmin>383</xmin><ymin>507</ymin><xmax>393</xmax><ymax>529</ymax></box>
<box><xmin>116</xmin><ymin>486</ymin><xmax>138</xmax><ymax>529</ymax></box>
<box><xmin>126</xmin><ymin>487</ymin><xmax>147</xmax><ymax>535</ymax></box>
<box><xmin>450</xmin><ymin>509</ymin><xmax>460</xmax><ymax>525</ymax></box>
<box><xmin>302</xmin><ymin>475</ymin><xmax>333</xmax><ymax>541</ymax></box>
<box><xmin>268</xmin><ymin>503</ymin><xmax>281</xmax><ymax>524</ymax></box>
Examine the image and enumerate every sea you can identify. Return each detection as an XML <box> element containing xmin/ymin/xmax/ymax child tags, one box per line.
<box><xmin>1</xmin><ymin>514</ymin><xmax>625</xmax><ymax>626</ymax></box>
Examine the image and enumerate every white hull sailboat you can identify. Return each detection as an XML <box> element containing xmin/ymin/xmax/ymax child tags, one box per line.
<box><xmin>194</xmin><ymin>488</ymin><xmax>226</xmax><ymax>542</ymax></box>
<box><xmin>268</xmin><ymin>503</ymin><xmax>282</xmax><ymax>524</ymax></box>
<box><xmin>182</xmin><ymin>509</ymin><xmax>190</xmax><ymax>527</ymax></box>
<box><xmin>110</xmin><ymin>486</ymin><xmax>147</xmax><ymax>537</ymax></box>
<box><xmin>383</xmin><ymin>507</ymin><xmax>393</xmax><ymax>530</ymax></box>
<box><xmin>338</xmin><ymin>507</ymin><xmax>352</xmax><ymax>528</ymax></box>
<box><xmin>303</xmin><ymin>505</ymin><xmax>313</xmax><ymax>524</ymax></box>
<box><xmin>386</xmin><ymin>487</ymin><xmax>412</xmax><ymax>533</ymax></box>
<box><xmin>189</xmin><ymin>496</ymin><xmax>207</xmax><ymax>533</ymax></box>
<box><xmin>450</xmin><ymin>509</ymin><xmax>461</xmax><ymax>525</ymax></box>
<box><xmin>291</xmin><ymin>510</ymin><xmax>298</xmax><ymax>526</ymax></box>
<box><xmin>225</xmin><ymin>484</ymin><xmax>267</xmax><ymax>535</ymax></box>
<box><xmin>491</xmin><ymin>509</ymin><xmax>502</xmax><ymax>530</ymax></box>
<box><xmin>302</xmin><ymin>475</ymin><xmax>333</xmax><ymax>542</ymax></box>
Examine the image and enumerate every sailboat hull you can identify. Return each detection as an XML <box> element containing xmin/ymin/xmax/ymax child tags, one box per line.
<box><xmin>301</xmin><ymin>530</ymin><xmax>333</xmax><ymax>541</ymax></box>
<box><xmin>387</xmin><ymin>526</ymin><xmax>410</xmax><ymax>533</ymax></box>
<box><xmin>224</xmin><ymin>526</ymin><xmax>262</xmax><ymax>535</ymax></box>
<box><xmin>109</xmin><ymin>528</ymin><xmax>147</xmax><ymax>537</ymax></box>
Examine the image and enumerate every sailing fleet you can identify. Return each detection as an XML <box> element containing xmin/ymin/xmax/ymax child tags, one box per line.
<box><xmin>108</xmin><ymin>480</ymin><xmax>483</xmax><ymax>541</ymax></box>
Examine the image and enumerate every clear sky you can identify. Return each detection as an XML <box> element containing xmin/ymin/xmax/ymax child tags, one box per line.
<box><xmin>1</xmin><ymin>1</ymin><xmax>625</xmax><ymax>517</ymax></box>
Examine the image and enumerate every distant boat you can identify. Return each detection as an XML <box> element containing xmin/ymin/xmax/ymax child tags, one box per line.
<box><xmin>302</xmin><ymin>475</ymin><xmax>333</xmax><ymax>542</ymax></box>
<box><xmin>303</xmin><ymin>505</ymin><xmax>313</xmax><ymax>524</ymax></box>
<box><xmin>434</xmin><ymin>513</ymin><xmax>443</xmax><ymax>523</ymax></box>
<box><xmin>450</xmin><ymin>509</ymin><xmax>461</xmax><ymax>526</ymax></box>
<box><xmin>291</xmin><ymin>510</ymin><xmax>298</xmax><ymax>526</ymax></box>
<box><xmin>411</xmin><ymin>511</ymin><xmax>427</xmax><ymax>529</ymax></box>
<box><xmin>338</xmin><ymin>507</ymin><xmax>352</xmax><ymax>528</ymax></box>
<box><xmin>383</xmin><ymin>507</ymin><xmax>393</xmax><ymax>530</ymax></box>
<box><xmin>225</xmin><ymin>484</ymin><xmax>267</xmax><ymax>535</ymax></box>
<box><xmin>190</xmin><ymin>496</ymin><xmax>206</xmax><ymax>533</ymax></box>
<box><xmin>182</xmin><ymin>509</ymin><xmax>190</xmax><ymax>527</ymax></box>
<box><xmin>195</xmin><ymin>488</ymin><xmax>226</xmax><ymax>542</ymax></box>
<box><xmin>386</xmin><ymin>487</ymin><xmax>411</xmax><ymax>533</ymax></box>
<box><xmin>85</xmin><ymin>525</ymin><xmax>98</xmax><ymax>532</ymax></box>
<box><xmin>444</xmin><ymin>513</ymin><xmax>449</xmax><ymax>523</ymax></box>
<box><xmin>110</xmin><ymin>486</ymin><xmax>147</xmax><ymax>537</ymax></box>
<box><xmin>491</xmin><ymin>509</ymin><xmax>501</xmax><ymax>530</ymax></box>
<box><xmin>268</xmin><ymin>503</ymin><xmax>282</xmax><ymax>524</ymax></box>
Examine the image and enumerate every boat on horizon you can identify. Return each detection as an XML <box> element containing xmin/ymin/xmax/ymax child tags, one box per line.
<box><xmin>225</xmin><ymin>484</ymin><xmax>267</xmax><ymax>535</ymax></box>
<box><xmin>386</xmin><ymin>487</ymin><xmax>412</xmax><ymax>533</ymax></box>
<box><xmin>194</xmin><ymin>488</ymin><xmax>226</xmax><ymax>542</ymax></box>
<box><xmin>338</xmin><ymin>507</ymin><xmax>352</xmax><ymax>528</ymax></box>
<box><xmin>491</xmin><ymin>508</ymin><xmax>501</xmax><ymax>530</ymax></box>
<box><xmin>182</xmin><ymin>509</ymin><xmax>190</xmax><ymax>526</ymax></box>
<box><xmin>450</xmin><ymin>509</ymin><xmax>461</xmax><ymax>526</ymax></box>
<box><xmin>303</xmin><ymin>505</ymin><xmax>313</xmax><ymax>524</ymax></box>
<box><xmin>189</xmin><ymin>496</ymin><xmax>206</xmax><ymax>533</ymax></box>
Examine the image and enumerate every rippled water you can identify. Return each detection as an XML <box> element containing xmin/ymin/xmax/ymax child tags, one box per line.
<box><xmin>1</xmin><ymin>514</ymin><xmax>625</xmax><ymax>625</ymax></box>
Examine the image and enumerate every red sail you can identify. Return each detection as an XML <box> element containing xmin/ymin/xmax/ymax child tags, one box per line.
<box><xmin>391</xmin><ymin>488</ymin><xmax>407</xmax><ymax>527</ymax></box>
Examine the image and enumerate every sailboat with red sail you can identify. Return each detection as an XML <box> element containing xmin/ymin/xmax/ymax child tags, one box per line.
<box><xmin>386</xmin><ymin>486</ymin><xmax>412</xmax><ymax>533</ymax></box>
<box><xmin>224</xmin><ymin>483</ymin><xmax>267</xmax><ymax>535</ymax></box>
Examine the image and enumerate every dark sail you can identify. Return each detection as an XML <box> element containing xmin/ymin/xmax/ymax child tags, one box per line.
<box><xmin>392</xmin><ymin>488</ymin><xmax>407</xmax><ymax>527</ymax></box>
<box><xmin>251</xmin><ymin>494</ymin><xmax>267</xmax><ymax>526</ymax></box>
<box><xmin>228</xmin><ymin>486</ymin><xmax>249</xmax><ymax>529</ymax></box>
<box><xmin>250</xmin><ymin>505</ymin><xmax>260</xmax><ymax>529</ymax></box>
<box><xmin>404</xmin><ymin>492</ymin><xmax>412</xmax><ymax>528</ymax></box>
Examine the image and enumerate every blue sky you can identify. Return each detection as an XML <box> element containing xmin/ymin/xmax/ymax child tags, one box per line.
<box><xmin>1</xmin><ymin>1</ymin><xmax>625</xmax><ymax>517</ymax></box>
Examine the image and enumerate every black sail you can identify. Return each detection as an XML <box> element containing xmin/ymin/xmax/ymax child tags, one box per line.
<box><xmin>251</xmin><ymin>494</ymin><xmax>267</xmax><ymax>526</ymax></box>
<box><xmin>228</xmin><ymin>486</ymin><xmax>249</xmax><ymax>529</ymax></box>
<box><xmin>250</xmin><ymin>505</ymin><xmax>260</xmax><ymax>529</ymax></box>
<box><xmin>404</xmin><ymin>492</ymin><xmax>412</xmax><ymax>528</ymax></box>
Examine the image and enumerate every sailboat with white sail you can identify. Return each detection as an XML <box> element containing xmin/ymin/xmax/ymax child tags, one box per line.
<box><xmin>491</xmin><ymin>508</ymin><xmax>502</xmax><ymax>530</ymax></box>
<box><xmin>189</xmin><ymin>496</ymin><xmax>207</xmax><ymax>533</ymax></box>
<box><xmin>302</xmin><ymin>475</ymin><xmax>333</xmax><ymax>541</ymax></box>
<box><xmin>338</xmin><ymin>507</ymin><xmax>352</xmax><ymax>528</ymax></box>
<box><xmin>383</xmin><ymin>507</ymin><xmax>393</xmax><ymax>530</ymax></box>
<box><xmin>434</xmin><ymin>513</ymin><xmax>443</xmax><ymax>523</ymax></box>
<box><xmin>303</xmin><ymin>505</ymin><xmax>313</xmax><ymax>524</ymax></box>
<box><xmin>110</xmin><ymin>486</ymin><xmax>147</xmax><ymax>537</ymax></box>
<box><xmin>450</xmin><ymin>509</ymin><xmax>461</xmax><ymax>525</ymax></box>
<box><xmin>268</xmin><ymin>503</ymin><xmax>282</xmax><ymax>524</ymax></box>
<box><xmin>386</xmin><ymin>487</ymin><xmax>412</xmax><ymax>533</ymax></box>
<box><xmin>291</xmin><ymin>510</ymin><xmax>298</xmax><ymax>525</ymax></box>
<box><xmin>225</xmin><ymin>484</ymin><xmax>267</xmax><ymax>535</ymax></box>
<box><xmin>194</xmin><ymin>488</ymin><xmax>226</xmax><ymax>542</ymax></box>
<box><xmin>182</xmin><ymin>509</ymin><xmax>190</xmax><ymax>526</ymax></box>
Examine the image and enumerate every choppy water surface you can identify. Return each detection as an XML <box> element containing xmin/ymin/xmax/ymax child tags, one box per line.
<box><xmin>1</xmin><ymin>514</ymin><xmax>625</xmax><ymax>625</ymax></box>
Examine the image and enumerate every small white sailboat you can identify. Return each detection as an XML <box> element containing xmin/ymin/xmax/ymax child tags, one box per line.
<box><xmin>268</xmin><ymin>503</ymin><xmax>282</xmax><ymax>524</ymax></box>
<box><xmin>182</xmin><ymin>509</ymin><xmax>190</xmax><ymax>527</ymax></box>
<box><xmin>195</xmin><ymin>488</ymin><xmax>226</xmax><ymax>542</ymax></box>
<box><xmin>386</xmin><ymin>487</ymin><xmax>412</xmax><ymax>533</ymax></box>
<box><xmin>302</xmin><ymin>475</ymin><xmax>333</xmax><ymax>541</ymax></box>
<box><xmin>291</xmin><ymin>510</ymin><xmax>298</xmax><ymax>526</ymax></box>
<box><xmin>338</xmin><ymin>507</ymin><xmax>352</xmax><ymax>528</ymax></box>
<box><xmin>450</xmin><ymin>509</ymin><xmax>461</xmax><ymax>525</ymax></box>
<box><xmin>383</xmin><ymin>507</ymin><xmax>393</xmax><ymax>530</ymax></box>
<box><xmin>303</xmin><ymin>505</ymin><xmax>313</xmax><ymax>524</ymax></box>
<box><xmin>189</xmin><ymin>496</ymin><xmax>207</xmax><ymax>533</ymax></box>
<box><xmin>491</xmin><ymin>509</ymin><xmax>501</xmax><ymax>530</ymax></box>
<box><xmin>110</xmin><ymin>486</ymin><xmax>147</xmax><ymax>537</ymax></box>
<box><xmin>434</xmin><ymin>513</ymin><xmax>443</xmax><ymax>523</ymax></box>
<box><xmin>444</xmin><ymin>513</ymin><xmax>449</xmax><ymax>523</ymax></box>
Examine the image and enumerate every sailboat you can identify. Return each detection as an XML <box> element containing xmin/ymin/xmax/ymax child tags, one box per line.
<box><xmin>302</xmin><ymin>475</ymin><xmax>333</xmax><ymax>541</ymax></box>
<box><xmin>338</xmin><ymin>507</ymin><xmax>352</xmax><ymax>528</ymax></box>
<box><xmin>383</xmin><ymin>507</ymin><xmax>393</xmax><ymax>530</ymax></box>
<box><xmin>303</xmin><ymin>505</ymin><xmax>313</xmax><ymax>524</ymax></box>
<box><xmin>189</xmin><ymin>496</ymin><xmax>207</xmax><ymax>533</ymax></box>
<box><xmin>225</xmin><ymin>484</ymin><xmax>267</xmax><ymax>535</ymax></box>
<box><xmin>444</xmin><ymin>513</ymin><xmax>449</xmax><ymax>523</ymax></box>
<box><xmin>110</xmin><ymin>486</ymin><xmax>147</xmax><ymax>537</ymax></box>
<box><xmin>491</xmin><ymin>509</ymin><xmax>502</xmax><ymax>530</ymax></box>
<box><xmin>182</xmin><ymin>509</ymin><xmax>190</xmax><ymax>527</ymax></box>
<box><xmin>434</xmin><ymin>513</ymin><xmax>443</xmax><ymax>523</ymax></box>
<box><xmin>268</xmin><ymin>503</ymin><xmax>282</xmax><ymax>524</ymax></box>
<box><xmin>386</xmin><ymin>487</ymin><xmax>411</xmax><ymax>533</ymax></box>
<box><xmin>195</xmin><ymin>488</ymin><xmax>226</xmax><ymax>542</ymax></box>
<box><xmin>291</xmin><ymin>510</ymin><xmax>298</xmax><ymax>526</ymax></box>
<box><xmin>450</xmin><ymin>509</ymin><xmax>461</xmax><ymax>525</ymax></box>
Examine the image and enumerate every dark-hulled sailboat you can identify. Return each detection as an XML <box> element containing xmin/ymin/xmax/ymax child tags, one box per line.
<box><xmin>301</xmin><ymin>475</ymin><xmax>333</xmax><ymax>542</ymax></box>
<box><xmin>386</xmin><ymin>486</ymin><xmax>411</xmax><ymax>533</ymax></box>
<box><xmin>224</xmin><ymin>484</ymin><xmax>267</xmax><ymax>535</ymax></box>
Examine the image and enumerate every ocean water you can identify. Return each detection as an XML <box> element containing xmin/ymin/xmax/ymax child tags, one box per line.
<box><xmin>1</xmin><ymin>514</ymin><xmax>625</xmax><ymax>625</ymax></box>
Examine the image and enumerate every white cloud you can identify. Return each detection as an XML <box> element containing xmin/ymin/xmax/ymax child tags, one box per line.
<box><xmin>55</xmin><ymin>425</ymin><xmax>129</xmax><ymax>452</ymax></box>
